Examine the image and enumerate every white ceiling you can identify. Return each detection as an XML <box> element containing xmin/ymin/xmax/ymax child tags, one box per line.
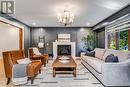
<box><xmin>9</xmin><ymin>0</ymin><xmax>130</xmax><ymax>27</ymax></box>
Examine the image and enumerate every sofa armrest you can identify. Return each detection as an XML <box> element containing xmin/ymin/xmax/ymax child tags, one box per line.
<box><xmin>102</xmin><ymin>60</ymin><xmax>130</xmax><ymax>86</ymax></box>
<box><xmin>80</xmin><ymin>52</ymin><xmax>86</xmax><ymax>58</ymax></box>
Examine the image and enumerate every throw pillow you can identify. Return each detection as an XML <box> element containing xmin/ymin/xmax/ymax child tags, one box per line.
<box><xmin>17</xmin><ymin>58</ymin><xmax>32</xmax><ymax>64</ymax></box>
<box><xmin>85</xmin><ymin>51</ymin><xmax>95</xmax><ymax>57</ymax></box>
<box><xmin>105</xmin><ymin>54</ymin><xmax>119</xmax><ymax>62</ymax></box>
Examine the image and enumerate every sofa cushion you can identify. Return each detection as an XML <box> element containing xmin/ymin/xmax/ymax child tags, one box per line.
<box><xmin>81</xmin><ymin>56</ymin><xmax>95</xmax><ymax>62</ymax></box>
<box><xmin>105</xmin><ymin>54</ymin><xmax>119</xmax><ymax>62</ymax></box>
<box><xmin>103</xmin><ymin>49</ymin><xmax>130</xmax><ymax>62</ymax></box>
<box><xmin>94</xmin><ymin>48</ymin><xmax>106</xmax><ymax>60</ymax></box>
<box><xmin>115</xmin><ymin>51</ymin><xmax>130</xmax><ymax>62</ymax></box>
<box><xmin>87</xmin><ymin>57</ymin><xmax>105</xmax><ymax>73</ymax></box>
<box><xmin>102</xmin><ymin>49</ymin><xmax>116</xmax><ymax>61</ymax></box>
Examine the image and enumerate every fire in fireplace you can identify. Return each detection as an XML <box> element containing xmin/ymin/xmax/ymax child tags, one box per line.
<box><xmin>57</xmin><ymin>45</ymin><xmax>71</xmax><ymax>56</ymax></box>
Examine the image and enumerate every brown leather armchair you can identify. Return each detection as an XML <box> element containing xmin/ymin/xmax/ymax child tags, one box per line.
<box><xmin>2</xmin><ymin>50</ymin><xmax>42</xmax><ymax>84</ymax></box>
<box><xmin>28</xmin><ymin>47</ymin><xmax>48</xmax><ymax>67</ymax></box>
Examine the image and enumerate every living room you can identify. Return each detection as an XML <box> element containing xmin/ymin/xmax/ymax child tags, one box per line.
<box><xmin>0</xmin><ymin>0</ymin><xmax>130</xmax><ymax>87</ymax></box>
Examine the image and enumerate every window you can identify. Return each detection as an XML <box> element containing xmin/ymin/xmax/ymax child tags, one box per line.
<box><xmin>107</xmin><ymin>29</ymin><xmax>129</xmax><ymax>51</ymax></box>
<box><xmin>107</xmin><ymin>31</ymin><xmax>116</xmax><ymax>50</ymax></box>
<box><xmin>119</xmin><ymin>30</ymin><xmax>128</xmax><ymax>51</ymax></box>
<box><xmin>107</xmin><ymin>28</ymin><xmax>130</xmax><ymax>51</ymax></box>
<box><xmin>106</xmin><ymin>15</ymin><xmax>130</xmax><ymax>51</ymax></box>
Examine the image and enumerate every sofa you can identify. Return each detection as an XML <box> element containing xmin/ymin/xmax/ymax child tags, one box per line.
<box><xmin>2</xmin><ymin>50</ymin><xmax>42</xmax><ymax>84</ymax></box>
<box><xmin>81</xmin><ymin>48</ymin><xmax>130</xmax><ymax>87</ymax></box>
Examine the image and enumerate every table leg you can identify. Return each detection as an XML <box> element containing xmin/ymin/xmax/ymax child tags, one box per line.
<box><xmin>53</xmin><ymin>68</ymin><xmax>56</xmax><ymax>77</ymax></box>
<box><xmin>73</xmin><ymin>68</ymin><xmax>76</xmax><ymax>77</ymax></box>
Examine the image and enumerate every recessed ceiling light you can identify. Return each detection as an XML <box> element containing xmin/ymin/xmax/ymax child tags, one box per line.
<box><xmin>86</xmin><ymin>23</ymin><xmax>90</xmax><ymax>26</ymax></box>
<box><xmin>102</xmin><ymin>1</ymin><xmax>122</xmax><ymax>10</ymax></box>
<box><xmin>80</xmin><ymin>28</ymin><xmax>85</xmax><ymax>31</ymax></box>
<box><xmin>102</xmin><ymin>22</ymin><xmax>109</xmax><ymax>26</ymax></box>
<box><xmin>32</xmin><ymin>22</ymin><xmax>36</xmax><ymax>26</ymax></box>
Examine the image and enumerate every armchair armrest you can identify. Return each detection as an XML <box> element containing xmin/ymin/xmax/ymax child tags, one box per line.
<box><xmin>2</xmin><ymin>52</ymin><xmax>14</xmax><ymax>78</ymax></box>
<box><xmin>102</xmin><ymin>60</ymin><xmax>130</xmax><ymax>86</ymax></box>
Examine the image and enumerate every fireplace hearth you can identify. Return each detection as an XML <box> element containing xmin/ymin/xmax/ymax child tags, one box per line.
<box><xmin>57</xmin><ymin>45</ymin><xmax>71</xmax><ymax>56</ymax></box>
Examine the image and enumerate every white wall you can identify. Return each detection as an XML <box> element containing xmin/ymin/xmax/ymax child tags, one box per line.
<box><xmin>0</xmin><ymin>22</ymin><xmax>19</xmax><ymax>59</ymax></box>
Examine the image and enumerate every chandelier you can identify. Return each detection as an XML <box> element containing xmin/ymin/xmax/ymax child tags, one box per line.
<box><xmin>57</xmin><ymin>10</ymin><xmax>74</xmax><ymax>26</ymax></box>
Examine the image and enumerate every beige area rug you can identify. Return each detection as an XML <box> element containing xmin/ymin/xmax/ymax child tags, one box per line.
<box><xmin>19</xmin><ymin>59</ymin><xmax>103</xmax><ymax>87</ymax></box>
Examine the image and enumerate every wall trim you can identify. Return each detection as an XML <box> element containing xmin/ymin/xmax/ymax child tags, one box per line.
<box><xmin>0</xmin><ymin>16</ymin><xmax>24</xmax><ymax>50</ymax></box>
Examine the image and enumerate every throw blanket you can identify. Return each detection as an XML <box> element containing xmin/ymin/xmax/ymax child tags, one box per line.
<box><xmin>12</xmin><ymin>64</ymin><xmax>28</xmax><ymax>85</ymax></box>
<box><xmin>33</xmin><ymin>47</ymin><xmax>41</xmax><ymax>55</ymax></box>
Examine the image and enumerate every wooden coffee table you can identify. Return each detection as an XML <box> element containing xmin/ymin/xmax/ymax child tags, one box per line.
<box><xmin>52</xmin><ymin>56</ymin><xmax>77</xmax><ymax>77</ymax></box>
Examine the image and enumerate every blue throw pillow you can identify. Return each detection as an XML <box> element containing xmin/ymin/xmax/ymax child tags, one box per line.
<box><xmin>85</xmin><ymin>51</ymin><xmax>95</xmax><ymax>57</ymax></box>
<box><xmin>105</xmin><ymin>54</ymin><xmax>119</xmax><ymax>62</ymax></box>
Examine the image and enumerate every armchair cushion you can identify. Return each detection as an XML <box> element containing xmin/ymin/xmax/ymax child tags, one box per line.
<box><xmin>17</xmin><ymin>58</ymin><xmax>32</xmax><ymax>64</ymax></box>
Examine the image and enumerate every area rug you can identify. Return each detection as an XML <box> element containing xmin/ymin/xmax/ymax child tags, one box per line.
<box><xmin>20</xmin><ymin>59</ymin><xmax>103</xmax><ymax>87</ymax></box>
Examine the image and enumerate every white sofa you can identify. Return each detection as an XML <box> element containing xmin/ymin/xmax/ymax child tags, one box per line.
<box><xmin>81</xmin><ymin>48</ymin><xmax>130</xmax><ymax>87</ymax></box>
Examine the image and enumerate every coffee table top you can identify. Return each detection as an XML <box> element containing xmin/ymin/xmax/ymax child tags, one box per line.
<box><xmin>52</xmin><ymin>56</ymin><xmax>77</xmax><ymax>68</ymax></box>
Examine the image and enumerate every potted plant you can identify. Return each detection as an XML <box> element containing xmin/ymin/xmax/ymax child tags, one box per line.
<box><xmin>82</xmin><ymin>33</ymin><xmax>95</xmax><ymax>52</ymax></box>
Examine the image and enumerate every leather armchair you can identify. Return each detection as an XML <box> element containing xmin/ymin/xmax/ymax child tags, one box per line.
<box><xmin>28</xmin><ymin>47</ymin><xmax>48</xmax><ymax>67</ymax></box>
<box><xmin>2</xmin><ymin>50</ymin><xmax>42</xmax><ymax>84</ymax></box>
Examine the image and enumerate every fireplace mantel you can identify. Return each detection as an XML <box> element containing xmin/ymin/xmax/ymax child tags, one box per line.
<box><xmin>53</xmin><ymin>42</ymin><xmax>76</xmax><ymax>59</ymax></box>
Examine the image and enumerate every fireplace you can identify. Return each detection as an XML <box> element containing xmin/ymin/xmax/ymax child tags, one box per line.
<box><xmin>53</xmin><ymin>41</ymin><xmax>76</xmax><ymax>59</ymax></box>
<box><xmin>57</xmin><ymin>45</ymin><xmax>71</xmax><ymax>56</ymax></box>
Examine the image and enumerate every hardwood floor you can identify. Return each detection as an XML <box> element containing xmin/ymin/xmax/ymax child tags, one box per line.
<box><xmin>0</xmin><ymin>59</ymin><xmax>5</xmax><ymax>79</ymax></box>
<box><xmin>0</xmin><ymin>59</ymin><xmax>6</xmax><ymax>86</ymax></box>
<box><xmin>0</xmin><ymin>59</ymin><xmax>18</xmax><ymax>87</ymax></box>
